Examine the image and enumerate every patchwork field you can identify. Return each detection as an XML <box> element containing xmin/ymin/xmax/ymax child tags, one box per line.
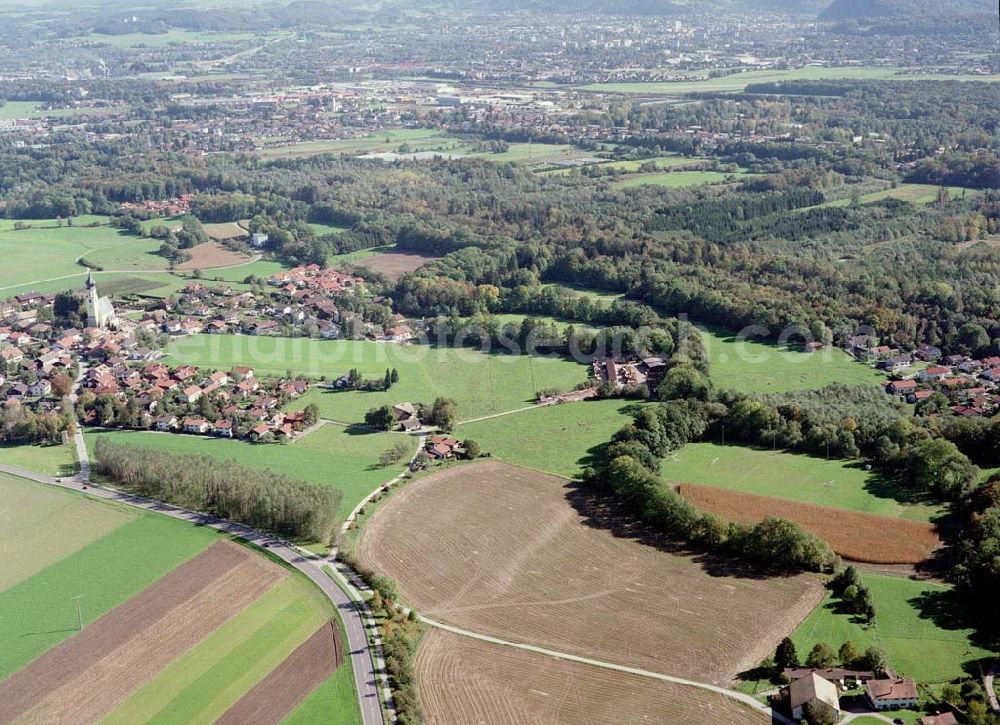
<box><xmin>793</xmin><ymin>572</ymin><xmax>993</xmax><ymax>683</ymax></box>
<box><xmin>165</xmin><ymin>334</ymin><xmax>588</xmax><ymax>423</ymax></box>
<box><xmin>456</xmin><ymin>399</ymin><xmax>637</xmax><ymax>478</ymax></box>
<box><xmin>0</xmin><ymin>472</ymin><xmax>360</xmax><ymax>724</ymax></box>
<box><xmin>699</xmin><ymin>326</ymin><xmax>886</xmax><ymax>392</ymax></box>
<box><xmin>358</xmin><ymin>461</ymin><xmax>824</xmax><ymax>684</ymax></box>
<box><xmin>84</xmin><ymin>423</ymin><xmax>416</xmax><ymax>516</ymax></box>
<box><xmin>661</xmin><ymin>442</ymin><xmax>942</xmax><ymax>522</ymax></box>
<box><xmin>679</xmin><ymin>483</ymin><xmax>940</xmax><ymax>564</ymax></box>
<box><xmin>416</xmin><ymin>629</ymin><xmax>769</xmax><ymax>725</ymax></box>
<box><xmin>349</xmin><ymin>250</ymin><xmax>436</xmax><ymax>280</ymax></box>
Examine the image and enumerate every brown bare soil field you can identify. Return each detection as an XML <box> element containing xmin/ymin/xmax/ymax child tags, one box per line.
<box><xmin>0</xmin><ymin>541</ymin><xmax>284</xmax><ymax>724</ymax></box>
<box><xmin>216</xmin><ymin>621</ymin><xmax>344</xmax><ymax>725</ymax></box>
<box><xmin>177</xmin><ymin>241</ymin><xmax>253</xmax><ymax>270</ymax></box>
<box><xmin>678</xmin><ymin>483</ymin><xmax>940</xmax><ymax>565</ymax></box>
<box><xmin>416</xmin><ymin>629</ymin><xmax>769</xmax><ymax>725</ymax></box>
<box><xmin>202</xmin><ymin>222</ymin><xmax>249</xmax><ymax>241</ymax></box>
<box><xmin>354</xmin><ymin>252</ymin><xmax>435</xmax><ymax>280</ymax></box>
<box><xmin>358</xmin><ymin>461</ymin><xmax>824</xmax><ymax>684</ymax></box>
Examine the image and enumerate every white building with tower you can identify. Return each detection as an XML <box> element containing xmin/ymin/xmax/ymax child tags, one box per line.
<box><xmin>86</xmin><ymin>270</ymin><xmax>118</xmax><ymax>329</ymax></box>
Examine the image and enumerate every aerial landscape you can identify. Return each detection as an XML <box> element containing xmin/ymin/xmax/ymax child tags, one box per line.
<box><xmin>0</xmin><ymin>0</ymin><xmax>998</xmax><ymax>723</ymax></box>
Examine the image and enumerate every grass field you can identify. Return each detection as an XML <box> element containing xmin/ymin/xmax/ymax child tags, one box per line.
<box><xmin>0</xmin><ymin>478</ymin><xmax>217</xmax><ymax>680</ymax></box>
<box><xmin>456</xmin><ymin>399</ymin><xmax>637</xmax><ymax>478</ymax></box>
<box><xmin>359</xmin><ymin>461</ymin><xmax>824</xmax><ymax>684</ymax></box>
<box><xmin>84</xmin><ymin>424</ymin><xmax>416</xmax><ymax>516</ymax></box>
<box><xmin>0</xmin><ymin>442</ymin><xmax>77</xmax><ymax>477</ymax></box>
<box><xmin>699</xmin><ymin>326</ymin><xmax>887</xmax><ymax>392</ymax></box>
<box><xmin>661</xmin><ymin>442</ymin><xmax>942</xmax><ymax>522</ymax></box>
<box><xmin>164</xmin><ymin>334</ymin><xmax>589</xmax><ymax>424</ymax></box>
<box><xmin>537</xmin><ymin>154</ymin><xmax>697</xmax><ymax>176</ymax></box>
<box><xmin>580</xmin><ymin>67</ymin><xmax>1000</xmax><ymax>94</ymax></box>
<box><xmin>812</xmin><ymin>183</ymin><xmax>974</xmax><ymax>209</ymax></box>
<box><xmin>103</xmin><ymin>575</ymin><xmax>339</xmax><ymax>724</ymax></box>
<box><xmin>257</xmin><ymin>129</ymin><xmax>448</xmax><ymax>159</ymax></box>
<box><xmin>282</xmin><ymin>665</ymin><xmax>361</xmax><ymax>725</ymax></box>
<box><xmin>611</xmin><ymin>170</ymin><xmax>744</xmax><ymax>189</ymax></box>
<box><xmin>792</xmin><ymin>573</ymin><xmax>993</xmax><ymax>683</ymax></box>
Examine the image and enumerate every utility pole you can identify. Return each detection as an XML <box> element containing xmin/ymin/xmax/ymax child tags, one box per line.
<box><xmin>721</xmin><ymin>424</ymin><xmax>725</xmax><ymax>446</ymax></box>
<box><xmin>71</xmin><ymin>594</ymin><xmax>84</xmax><ymax>631</ymax></box>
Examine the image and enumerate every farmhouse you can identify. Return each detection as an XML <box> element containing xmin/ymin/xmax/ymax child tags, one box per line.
<box><xmin>785</xmin><ymin>670</ymin><xmax>841</xmax><ymax>720</ymax></box>
<box><xmin>866</xmin><ymin>678</ymin><xmax>919</xmax><ymax>711</ymax></box>
<box><xmin>887</xmin><ymin>379</ymin><xmax>917</xmax><ymax>395</ymax></box>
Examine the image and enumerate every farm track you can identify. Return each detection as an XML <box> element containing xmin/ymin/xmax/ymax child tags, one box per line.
<box><xmin>415</xmin><ymin>628</ymin><xmax>777</xmax><ymax>725</ymax></box>
<box><xmin>216</xmin><ymin>620</ymin><xmax>344</xmax><ymax>725</ymax></box>
<box><xmin>358</xmin><ymin>461</ymin><xmax>824</xmax><ymax>686</ymax></box>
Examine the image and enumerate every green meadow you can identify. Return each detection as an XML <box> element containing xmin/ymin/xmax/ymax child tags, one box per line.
<box><xmin>0</xmin><ymin>442</ymin><xmax>77</xmax><ymax>477</ymax></box>
<box><xmin>282</xmin><ymin>665</ymin><xmax>361</xmax><ymax>725</ymax></box>
<box><xmin>793</xmin><ymin>572</ymin><xmax>992</xmax><ymax>683</ymax></box>
<box><xmin>611</xmin><ymin>170</ymin><xmax>744</xmax><ymax>189</ymax></box>
<box><xmin>456</xmin><ymin>399</ymin><xmax>638</xmax><ymax>478</ymax></box>
<box><xmin>84</xmin><ymin>424</ymin><xmax>416</xmax><ymax>516</ymax></box>
<box><xmin>699</xmin><ymin>326</ymin><xmax>886</xmax><ymax>393</ymax></box>
<box><xmin>163</xmin><ymin>334</ymin><xmax>589</xmax><ymax>424</ymax></box>
<box><xmin>661</xmin><ymin>442</ymin><xmax>942</xmax><ymax>522</ymax></box>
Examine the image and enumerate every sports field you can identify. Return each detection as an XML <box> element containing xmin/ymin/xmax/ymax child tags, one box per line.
<box><xmin>84</xmin><ymin>424</ymin><xmax>415</xmax><ymax>516</ymax></box>
<box><xmin>359</xmin><ymin>461</ymin><xmax>824</xmax><ymax>685</ymax></box>
<box><xmin>164</xmin><ymin>334</ymin><xmax>589</xmax><ymax>423</ymax></box>
<box><xmin>0</xmin><ymin>472</ymin><xmax>361</xmax><ymax>724</ymax></box>
<box><xmin>580</xmin><ymin>67</ymin><xmax>1000</xmax><ymax>94</ymax></box>
<box><xmin>661</xmin><ymin>442</ymin><xmax>942</xmax><ymax>522</ymax></box>
<box><xmin>456</xmin><ymin>399</ymin><xmax>638</xmax><ymax>478</ymax></box>
<box><xmin>416</xmin><ymin>629</ymin><xmax>769</xmax><ymax>724</ymax></box>
<box><xmin>699</xmin><ymin>326</ymin><xmax>886</xmax><ymax>392</ymax></box>
<box><xmin>792</xmin><ymin>572</ymin><xmax>993</xmax><ymax>683</ymax></box>
<box><xmin>611</xmin><ymin>170</ymin><xmax>743</xmax><ymax>189</ymax></box>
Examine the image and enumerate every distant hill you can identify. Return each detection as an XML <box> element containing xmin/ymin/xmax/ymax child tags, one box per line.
<box><xmin>819</xmin><ymin>0</ymin><xmax>985</xmax><ymax>20</ymax></box>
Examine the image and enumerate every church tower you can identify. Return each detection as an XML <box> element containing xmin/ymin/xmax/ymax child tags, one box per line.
<box><xmin>86</xmin><ymin>270</ymin><xmax>100</xmax><ymax>329</ymax></box>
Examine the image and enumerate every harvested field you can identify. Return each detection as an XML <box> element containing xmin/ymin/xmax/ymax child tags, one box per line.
<box><xmin>358</xmin><ymin>461</ymin><xmax>824</xmax><ymax>684</ymax></box>
<box><xmin>202</xmin><ymin>222</ymin><xmax>249</xmax><ymax>241</ymax></box>
<box><xmin>177</xmin><ymin>241</ymin><xmax>253</xmax><ymax>270</ymax></box>
<box><xmin>678</xmin><ymin>483</ymin><xmax>940</xmax><ymax>565</ymax></box>
<box><xmin>0</xmin><ymin>541</ymin><xmax>284</xmax><ymax>724</ymax></box>
<box><xmin>216</xmin><ymin>621</ymin><xmax>344</xmax><ymax>725</ymax></box>
<box><xmin>351</xmin><ymin>251</ymin><xmax>435</xmax><ymax>280</ymax></box>
<box><xmin>416</xmin><ymin>629</ymin><xmax>769</xmax><ymax>725</ymax></box>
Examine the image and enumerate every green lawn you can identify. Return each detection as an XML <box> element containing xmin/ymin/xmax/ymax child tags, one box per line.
<box><xmin>661</xmin><ymin>442</ymin><xmax>942</xmax><ymax>522</ymax></box>
<box><xmin>104</xmin><ymin>575</ymin><xmax>338</xmax><ymax>725</ymax></box>
<box><xmin>455</xmin><ymin>399</ymin><xmax>638</xmax><ymax>478</ymax></box>
<box><xmin>257</xmin><ymin>129</ymin><xmax>448</xmax><ymax>159</ymax></box>
<box><xmin>308</xmin><ymin>221</ymin><xmax>351</xmax><ymax>237</ymax></box>
<box><xmin>581</xmin><ymin>67</ymin><xmax>1000</xmax><ymax>94</ymax></box>
<box><xmin>164</xmin><ymin>334</ymin><xmax>589</xmax><ymax>424</ymax></box>
<box><xmin>282</xmin><ymin>665</ymin><xmax>362</xmax><ymax>725</ymax></box>
<box><xmin>792</xmin><ymin>573</ymin><xmax>994</xmax><ymax>683</ymax></box>
<box><xmin>699</xmin><ymin>326</ymin><xmax>886</xmax><ymax>393</ymax></box>
<box><xmin>0</xmin><ymin>494</ymin><xmax>217</xmax><ymax>680</ymax></box>
<box><xmin>0</xmin><ymin>442</ymin><xmax>77</xmax><ymax>477</ymax></box>
<box><xmin>0</xmin><ymin>222</ymin><xmax>168</xmax><ymax>291</ymax></box>
<box><xmin>84</xmin><ymin>424</ymin><xmax>416</xmax><ymax>517</ymax></box>
<box><xmin>611</xmin><ymin>170</ymin><xmax>744</xmax><ymax>189</ymax></box>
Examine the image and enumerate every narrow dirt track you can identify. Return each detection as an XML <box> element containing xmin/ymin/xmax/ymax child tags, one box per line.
<box><xmin>0</xmin><ymin>541</ymin><xmax>269</xmax><ymax>724</ymax></box>
<box><xmin>216</xmin><ymin>621</ymin><xmax>344</xmax><ymax>725</ymax></box>
<box><xmin>416</xmin><ymin>629</ymin><xmax>770</xmax><ymax>725</ymax></box>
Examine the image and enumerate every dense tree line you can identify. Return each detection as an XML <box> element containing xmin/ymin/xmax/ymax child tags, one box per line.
<box><xmin>94</xmin><ymin>437</ymin><xmax>342</xmax><ymax>542</ymax></box>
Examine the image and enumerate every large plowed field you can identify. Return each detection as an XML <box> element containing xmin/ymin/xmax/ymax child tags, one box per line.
<box><xmin>358</xmin><ymin>461</ymin><xmax>824</xmax><ymax>684</ymax></box>
<box><xmin>416</xmin><ymin>629</ymin><xmax>769</xmax><ymax>725</ymax></box>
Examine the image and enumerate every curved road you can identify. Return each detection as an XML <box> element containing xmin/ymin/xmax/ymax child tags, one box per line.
<box><xmin>0</xmin><ymin>461</ymin><xmax>386</xmax><ymax>725</ymax></box>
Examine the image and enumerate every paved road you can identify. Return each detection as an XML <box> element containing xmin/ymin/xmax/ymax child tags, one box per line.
<box><xmin>0</xmin><ymin>462</ymin><xmax>387</xmax><ymax>725</ymax></box>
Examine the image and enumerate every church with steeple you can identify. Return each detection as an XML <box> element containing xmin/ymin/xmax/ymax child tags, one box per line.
<box><xmin>86</xmin><ymin>270</ymin><xmax>118</xmax><ymax>330</ymax></box>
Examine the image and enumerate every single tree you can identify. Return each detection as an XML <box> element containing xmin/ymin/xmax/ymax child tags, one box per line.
<box><xmin>775</xmin><ymin>637</ymin><xmax>799</xmax><ymax>669</ymax></box>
